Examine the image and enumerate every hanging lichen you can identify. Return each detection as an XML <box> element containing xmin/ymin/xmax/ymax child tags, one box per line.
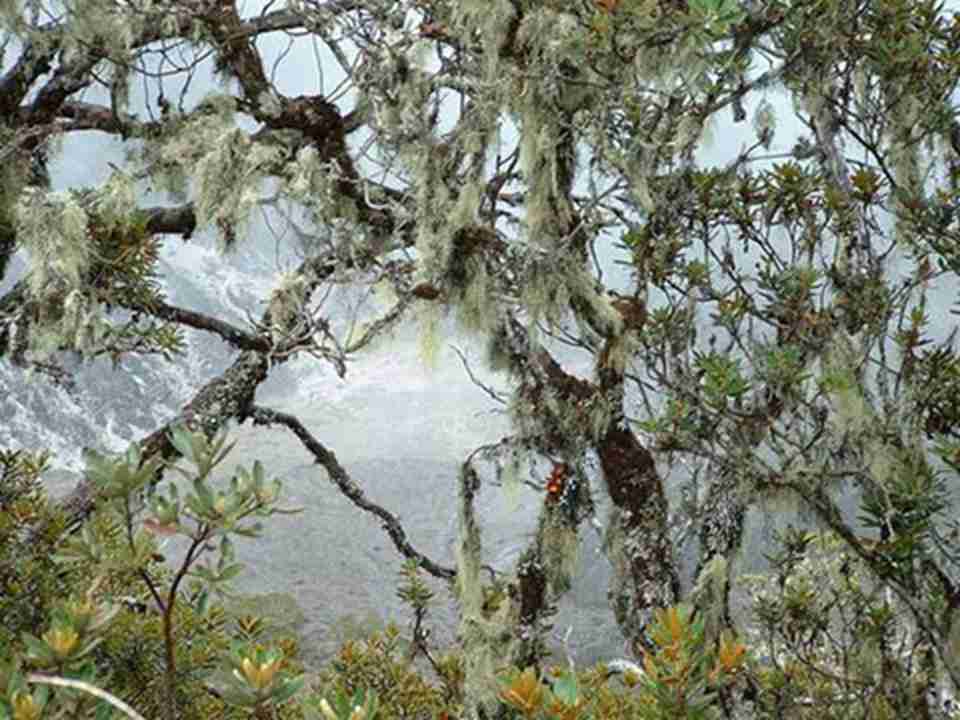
<box><xmin>451</xmin><ymin>0</ymin><xmax>516</xmax><ymax>86</ymax></box>
<box><xmin>12</xmin><ymin>189</ymin><xmax>106</xmax><ymax>360</ymax></box>
<box><xmin>498</xmin><ymin>444</ymin><xmax>525</xmax><ymax>513</ymax></box>
<box><xmin>451</xmin><ymin>234</ymin><xmax>500</xmax><ymax>335</ymax></box>
<box><xmin>455</xmin><ymin>462</ymin><xmax>505</xmax><ymax>720</ymax></box>
<box><xmin>825</xmin><ymin>336</ymin><xmax>869</xmax><ymax>437</ymax></box>
<box><xmin>193</xmin><ymin>127</ymin><xmax>282</xmax><ymax>251</ymax></box>
<box><xmin>282</xmin><ymin>145</ymin><xmax>339</xmax><ymax>224</ymax></box>
<box><xmin>688</xmin><ymin>555</ymin><xmax>730</xmax><ymax>645</ymax></box>
<box><xmin>267</xmin><ymin>272</ymin><xmax>308</xmax><ymax>346</ymax></box>
<box><xmin>59</xmin><ymin>0</ymin><xmax>140</xmax><ymax>65</ymax></box>
<box><xmin>17</xmin><ymin>189</ymin><xmax>90</xmax><ymax>298</ymax></box>
<box><xmin>539</xmin><ymin>512</ymin><xmax>579</xmax><ymax>597</ymax></box>
<box><xmin>520</xmin><ymin>257</ymin><xmax>572</xmax><ymax>330</ymax></box>
<box><xmin>417</xmin><ymin>301</ymin><xmax>444</xmax><ymax>371</ymax></box>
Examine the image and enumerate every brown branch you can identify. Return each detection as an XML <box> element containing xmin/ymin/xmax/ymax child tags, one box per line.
<box><xmin>124</xmin><ymin>298</ymin><xmax>270</xmax><ymax>352</ymax></box>
<box><xmin>7</xmin><ymin>7</ymin><xmax>310</xmax><ymax>145</ymax></box>
<box><xmin>141</xmin><ymin>205</ymin><xmax>198</xmax><ymax>239</ymax></box>
<box><xmin>246</xmin><ymin>405</ymin><xmax>456</xmax><ymax>581</ymax></box>
<box><xmin>0</xmin><ymin>37</ymin><xmax>57</xmax><ymax>118</ymax></box>
<box><xmin>57</xmin><ymin>101</ymin><xmax>165</xmax><ymax>137</ymax></box>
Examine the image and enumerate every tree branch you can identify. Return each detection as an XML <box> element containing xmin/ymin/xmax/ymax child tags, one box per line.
<box><xmin>125</xmin><ymin>298</ymin><xmax>270</xmax><ymax>353</ymax></box>
<box><xmin>246</xmin><ymin>404</ymin><xmax>456</xmax><ymax>581</ymax></box>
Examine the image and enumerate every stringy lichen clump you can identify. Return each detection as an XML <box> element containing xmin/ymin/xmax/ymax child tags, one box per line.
<box><xmin>14</xmin><ymin>189</ymin><xmax>110</xmax><ymax>359</ymax></box>
<box><xmin>136</xmin><ymin>94</ymin><xmax>281</xmax><ymax>249</ymax></box>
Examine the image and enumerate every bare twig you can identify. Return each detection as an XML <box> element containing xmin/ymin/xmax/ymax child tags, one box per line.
<box><xmin>26</xmin><ymin>673</ymin><xmax>149</xmax><ymax>720</ymax></box>
<box><xmin>246</xmin><ymin>405</ymin><xmax>456</xmax><ymax>581</ymax></box>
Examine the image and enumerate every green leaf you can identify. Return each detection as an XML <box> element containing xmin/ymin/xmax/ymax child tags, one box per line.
<box><xmin>270</xmin><ymin>676</ymin><xmax>304</xmax><ymax>706</ymax></box>
<box><xmin>191</xmin><ymin>477</ymin><xmax>215</xmax><ymax>513</ymax></box>
<box><xmin>169</xmin><ymin>425</ymin><xmax>197</xmax><ymax>463</ymax></box>
<box><xmin>217</xmin><ymin>563</ymin><xmax>245</xmax><ymax>583</ymax></box>
<box><xmin>218</xmin><ymin>536</ymin><xmax>235</xmax><ymax>566</ymax></box>
<box><xmin>551</xmin><ymin>671</ymin><xmax>580</xmax><ymax>706</ymax></box>
<box><xmin>209</xmin><ymin>432</ymin><xmax>237</xmax><ymax>468</ymax></box>
<box><xmin>95</xmin><ymin>698</ymin><xmax>114</xmax><ymax>720</ymax></box>
<box><xmin>220</xmin><ymin>686</ymin><xmax>258</xmax><ymax>708</ymax></box>
<box><xmin>189</xmin><ymin>565</ymin><xmax>217</xmax><ymax>583</ymax></box>
<box><xmin>232</xmin><ymin>522</ymin><xmax>264</xmax><ymax>537</ymax></box>
<box><xmin>20</xmin><ymin>633</ymin><xmax>55</xmax><ymax>665</ymax></box>
<box><xmin>195</xmin><ymin>588</ymin><xmax>210</xmax><ymax>616</ymax></box>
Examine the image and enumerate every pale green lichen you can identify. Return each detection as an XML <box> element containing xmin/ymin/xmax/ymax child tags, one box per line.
<box><xmin>689</xmin><ymin>555</ymin><xmax>729</xmax><ymax>644</ymax></box>
<box><xmin>409</xmin><ymin>151</ymin><xmax>455</xmax><ymax>279</ymax></box>
<box><xmin>417</xmin><ymin>301</ymin><xmax>443</xmax><ymax>371</ymax></box>
<box><xmin>452</xmin><ymin>0</ymin><xmax>516</xmax><ymax>85</ymax></box>
<box><xmin>267</xmin><ymin>272</ymin><xmax>308</xmax><ymax>345</ymax></box>
<box><xmin>134</xmin><ymin>93</ymin><xmax>281</xmax><ymax>249</ymax></box>
<box><xmin>450</xmin><ymin>180</ymin><xmax>482</xmax><ymax>232</ymax></box>
<box><xmin>457</xmin><ymin>259</ymin><xmax>496</xmax><ymax>335</ymax></box>
<box><xmin>521</xmin><ymin>260</ymin><xmax>571</xmax><ymax>329</ymax></box>
<box><xmin>95</xmin><ymin>170</ymin><xmax>138</xmax><ymax>231</ymax></box>
<box><xmin>823</xmin><ymin>334</ymin><xmax>871</xmax><ymax>436</ymax></box>
<box><xmin>500</xmin><ymin>449</ymin><xmax>525</xmax><ymax>512</ymax></box>
<box><xmin>588</xmin><ymin>396</ymin><xmax>615</xmax><ymax>444</ymax></box>
<box><xmin>17</xmin><ymin>189</ymin><xmax>91</xmax><ymax>299</ymax></box>
<box><xmin>455</xmin><ymin>462</ymin><xmax>506</xmax><ymax>718</ymax></box>
<box><xmin>193</xmin><ymin>127</ymin><xmax>281</xmax><ymax>250</ymax></box>
<box><xmin>60</xmin><ymin>289</ymin><xmax>107</xmax><ymax>359</ymax></box>
<box><xmin>867</xmin><ymin>445</ymin><xmax>897</xmax><ymax>490</ymax></box>
<box><xmin>281</xmin><ymin>145</ymin><xmax>348</xmax><ymax>232</ymax></box>
<box><xmin>540</xmin><ymin>519</ymin><xmax>579</xmax><ymax>596</ymax></box>
<box><xmin>752</xmin><ymin>100</ymin><xmax>776</xmax><ymax>150</ymax></box>
<box><xmin>60</xmin><ymin>0</ymin><xmax>140</xmax><ymax>65</ymax></box>
<box><xmin>627</xmin><ymin>149</ymin><xmax>657</xmax><ymax>214</ymax></box>
<box><xmin>517</xmin><ymin>106</ymin><xmax>566</xmax><ymax>247</ymax></box>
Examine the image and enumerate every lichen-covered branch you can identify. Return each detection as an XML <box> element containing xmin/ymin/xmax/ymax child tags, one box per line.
<box><xmin>490</xmin><ymin>317</ymin><xmax>679</xmax><ymax>656</ymax></box>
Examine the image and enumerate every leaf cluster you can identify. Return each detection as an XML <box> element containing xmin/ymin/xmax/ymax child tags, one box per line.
<box><xmin>744</xmin><ymin>529</ymin><xmax>955</xmax><ymax>719</ymax></box>
<box><xmin>0</xmin><ymin>429</ymin><xmax>307</xmax><ymax>720</ymax></box>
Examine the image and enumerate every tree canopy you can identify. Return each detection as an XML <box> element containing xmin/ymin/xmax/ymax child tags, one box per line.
<box><xmin>4</xmin><ymin>0</ymin><xmax>960</xmax><ymax>717</ymax></box>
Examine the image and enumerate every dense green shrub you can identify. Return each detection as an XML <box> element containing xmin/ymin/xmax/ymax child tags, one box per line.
<box><xmin>0</xmin><ymin>450</ymin><xmax>74</xmax><ymax>651</ymax></box>
<box><xmin>0</xmin><ymin>431</ymin><xmax>308</xmax><ymax>720</ymax></box>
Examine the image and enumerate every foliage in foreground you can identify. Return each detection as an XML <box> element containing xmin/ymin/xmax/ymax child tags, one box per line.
<box><xmin>2</xmin><ymin>433</ymin><xmax>958</xmax><ymax>720</ymax></box>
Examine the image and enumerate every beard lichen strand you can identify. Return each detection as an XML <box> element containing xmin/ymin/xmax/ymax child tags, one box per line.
<box><xmin>539</xmin><ymin>510</ymin><xmax>580</xmax><ymax>597</ymax></box>
<box><xmin>498</xmin><ymin>446</ymin><xmax>526</xmax><ymax>512</ymax></box>
<box><xmin>451</xmin><ymin>0</ymin><xmax>516</xmax><ymax>85</ymax></box>
<box><xmin>18</xmin><ymin>190</ymin><xmax>91</xmax><ymax>299</ymax></box>
<box><xmin>15</xmin><ymin>190</ymin><xmax>104</xmax><ymax>361</ymax></box>
<box><xmin>455</xmin><ymin>460</ymin><xmax>516</xmax><ymax>719</ymax></box>
<box><xmin>456</xmin><ymin>258</ymin><xmax>495</xmax><ymax>334</ymax></box>
<box><xmin>416</xmin><ymin>300</ymin><xmax>443</xmax><ymax>370</ymax></box>
<box><xmin>455</xmin><ymin>459</ymin><xmax>484</xmax><ymax>609</ymax></box>
<box><xmin>567</xmin><ymin>265</ymin><xmax>624</xmax><ymax>338</ymax></box>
